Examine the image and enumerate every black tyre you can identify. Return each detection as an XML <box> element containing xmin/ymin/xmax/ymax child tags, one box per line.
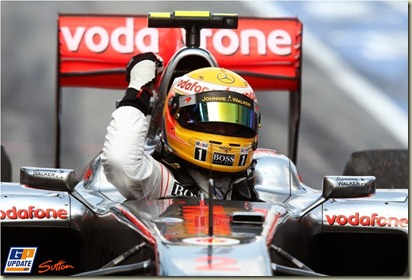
<box><xmin>343</xmin><ymin>149</ymin><xmax>408</xmax><ymax>189</ymax></box>
<box><xmin>1</xmin><ymin>145</ymin><xmax>12</xmax><ymax>182</ymax></box>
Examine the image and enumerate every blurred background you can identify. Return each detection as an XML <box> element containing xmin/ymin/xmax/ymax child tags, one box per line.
<box><xmin>1</xmin><ymin>1</ymin><xmax>408</xmax><ymax>189</ymax></box>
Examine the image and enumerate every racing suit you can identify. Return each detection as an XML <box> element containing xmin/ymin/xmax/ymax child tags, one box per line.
<box><xmin>101</xmin><ymin>53</ymin><xmax>256</xmax><ymax>201</ymax></box>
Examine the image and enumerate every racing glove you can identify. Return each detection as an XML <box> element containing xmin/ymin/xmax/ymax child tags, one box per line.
<box><xmin>119</xmin><ymin>52</ymin><xmax>164</xmax><ymax>115</ymax></box>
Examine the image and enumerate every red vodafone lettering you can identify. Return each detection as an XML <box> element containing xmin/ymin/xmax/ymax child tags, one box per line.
<box><xmin>325</xmin><ymin>212</ymin><xmax>408</xmax><ymax>228</ymax></box>
<box><xmin>176</xmin><ymin>79</ymin><xmax>210</xmax><ymax>93</ymax></box>
<box><xmin>174</xmin><ymin>78</ymin><xmax>258</xmax><ymax>102</ymax></box>
<box><xmin>0</xmin><ymin>206</ymin><xmax>68</xmax><ymax>220</ymax></box>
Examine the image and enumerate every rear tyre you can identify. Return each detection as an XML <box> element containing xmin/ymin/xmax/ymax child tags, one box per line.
<box><xmin>343</xmin><ymin>149</ymin><xmax>408</xmax><ymax>189</ymax></box>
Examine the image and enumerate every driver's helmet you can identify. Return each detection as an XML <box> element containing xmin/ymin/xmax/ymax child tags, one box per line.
<box><xmin>162</xmin><ymin>67</ymin><xmax>261</xmax><ymax>173</ymax></box>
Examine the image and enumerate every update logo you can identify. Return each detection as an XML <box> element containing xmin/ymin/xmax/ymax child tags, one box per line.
<box><xmin>4</xmin><ymin>247</ymin><xmax>37</xmax><ymax>273</ymax></box>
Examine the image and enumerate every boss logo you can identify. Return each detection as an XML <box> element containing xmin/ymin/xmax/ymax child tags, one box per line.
<box><xmin>212</xmin><ymin>153</ymin><xmax>235</xmax><ymax>166</ymax></box>
<box><xmin>171</xmin><ymin>184</ymin><xmax>197</xmax><ymax>197</ymax></box>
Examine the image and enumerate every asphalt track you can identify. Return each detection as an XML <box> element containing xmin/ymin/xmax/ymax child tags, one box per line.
<box><xmin>1</xmin><ymin>1</ymin><xmax>408</xmax><ymax>189</ymax></box>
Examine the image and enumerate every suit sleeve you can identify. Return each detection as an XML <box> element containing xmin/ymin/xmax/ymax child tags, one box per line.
<box><xmin>101</xmin><ymin>106</ymin><xmax>174</xmax><ymax>200</ymax></box>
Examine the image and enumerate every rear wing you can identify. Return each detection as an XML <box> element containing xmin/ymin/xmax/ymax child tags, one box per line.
<box><xmin>57</xmin><ymin>11</ymin><xmax>303</xmax><ymax>167</ymax></box>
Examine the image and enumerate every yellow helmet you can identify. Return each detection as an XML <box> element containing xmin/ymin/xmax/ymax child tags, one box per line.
<box><xmin>162</xmin><ymin>67</ymin><xmax>261</xmax><ymax>173</ymax></box>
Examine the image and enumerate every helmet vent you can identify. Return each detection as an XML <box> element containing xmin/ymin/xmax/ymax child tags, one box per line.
<box><xmin>229</xmin><ymin>143</ymin><xmax>240</xmax><ymax>147</ymax></box>
<box><xmin>209</xmin><ymin>141</ymin><xmax>222</xmax><ymax>145</ymax></box>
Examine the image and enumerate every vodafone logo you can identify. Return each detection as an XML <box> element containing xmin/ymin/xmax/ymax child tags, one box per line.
<box><xmin>175</xmin><ymin>78</ymin><xmax>211</xmax><ymax>94</ymax></box>
<box><xmin>200</xmin><ymin>28</ymin><xmax>292</xmax><ymax>56</ymax></box>
<box><xmin>61</xmin><ymin>18</ymin><xmax>158</xmax><ymax>53</ymax></box>
<box><xmin>174</xmin><ymin>76</ymin><xmax>257</xmax><ymax>101</ymax></box>
<box><xmin>326</xmin><ymin>212</ymin><xmax>408</xmax><ymax>228</ymax></box>
<box><xmin>1</xmin><ymin>206</ymin><xmax>68</xmax><ymax>220</ymax></box>
<box><xmin>60</xmin><ymin>17</ymin><xmax>294</xmax><ymax>56</ymax></box>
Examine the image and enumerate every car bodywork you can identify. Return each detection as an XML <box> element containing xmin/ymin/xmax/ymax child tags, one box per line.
<box><xmin>1</xmin><ymin>11</ymin><xmax>408</xmax><ymax>276</ymax></box>
<box><xmin>1</xmin><ymin>150</ymin><xmax>408</xmax><ymax>276</ymax></box>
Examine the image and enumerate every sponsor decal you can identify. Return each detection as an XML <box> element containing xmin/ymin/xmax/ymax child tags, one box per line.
<box><xmin>60</xmin><ymin>17</ymin><xmax>294</xmax><ymax>56</ymax></box>
<box><xmin>201</xmin><ymin>95</ymin><xmax>229</xmax><ymax>102</ymax></box>
<box><xmin>61</xmin><ymin>18</ymin><xmax>157</xmax><ymax>53</ymax></box>
<box><xmin>175</xmin><ymin>78</ymin><xmax>212</xmax><ymax>94</ymax></box>
<box><xmin>175</xmin><ymin>77</ymin><xmax>256</xmax><ymax>98</ymax></box>
<box><xmin>239</xmin><ymin>147</ymin><xmax>250</xmax><ymax>166</ymax></box>
<box><xmin>240</xmin><ymin>147</ymin><xmax>250</xmax><ymax>154</ymax></box>
<box><xmin>219</xmin><ymin>146</ymin><xmax>232</xmax><ymax>153</ymax></box>
<box><xmin>200</xmin><ymin>28</ymin><xmax>293</xmax><ymax>56</ymax></box>
<box><xmin>58</xmin><ymin>16</ymin><xmax>301</xmax><ymax>91</ymax></box>
<box><xmin>217</xmin><ymin>72</ymin><xmax>235</xmax><ymax>84</ymax></box>
<box><xmin>194</xmin><ymin>140</ymin><xmax>208</xmax><ymax>162</ymax></box>
<box><xmin>195</xmin><ymin>140</ymin><xmax>208</xmax><ymax>149</ymax></box>
<box><xmin>227</xmin><ymin>94</ymin><xmax>254</xmax><ymax>107</ymax></box>
<box><xmin>325</xmin><ymin>212</ymin><xmax>408</xmax><ymax>228</ymax></box>
<box><xmin>181</xmin><ymin>96</ymin><xmax>195</xmax><ymax>106</ymax></box>
<box><xmin>201</xmin><ymin>94</ymin><xmax>254</xmax><ymax>108</ymax></box>
<box><xmin>212</xmin><ymin>153</ymin><xmax>235</xmax><ymax>166</ymax></box>
<box><xmin>171</xmin><ymin>183</ymin><xmax>198</xmax><ymax>197</ymax></box>
<box><xmin>32</xmin><ymin>169</ymin><xmax>64</xmax><ymax>179</ymax></box>
<box><xmin>334</xmin><ymin>177</ymin><xmax>369</xmax><ymax>186</ymax></box>
<box><xmin>4</xmin><ymin>247</ymin><xmax>37</xmax><ymax>273</ymax></box>
<box><xmin>38</xmin><ymin>260</ymin><xmax>74</xmax><ymax>274</ymax></box>
<box><xmin>181</xmin><ymin>92</ymin><xmax>255</xmax><ymax>108</ymax></box>
<box><xmin>0</xmin><ymin>206</ymin><xmax>68</xmax><ymax>220</ymax></box>
<box><xmin>238</xmin><ymin>154</ymin><xmax>248</xmax><ymax>167</ymax></box>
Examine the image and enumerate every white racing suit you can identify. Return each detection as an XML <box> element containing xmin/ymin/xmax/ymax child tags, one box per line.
<box><xmin>101</xmin><ymin>106</ymin><xmax>175</xmax><ymax>200</ymax></box>
<box><xmin>101</xmin><ymin>106</ymin><xmax>237</xmax><ymax>201</ymax></box>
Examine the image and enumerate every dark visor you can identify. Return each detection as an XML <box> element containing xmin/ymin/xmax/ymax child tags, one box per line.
<box><xmin>175</xmin><ymin>91</ymin><xmax>260</xmax><ymax>135</ymax></box>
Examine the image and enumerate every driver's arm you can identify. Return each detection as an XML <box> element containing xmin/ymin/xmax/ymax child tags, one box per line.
<box><xmin>101</xmin><ymin>53</ymin><xmax>174</xmax><ymax>200</ymax></box>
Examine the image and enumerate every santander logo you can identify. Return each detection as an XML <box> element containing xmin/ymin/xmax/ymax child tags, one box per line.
<box><xmin>60</xmin><ymin>17</ymin><xmax>294</xmax><ymax>56</ymax></box>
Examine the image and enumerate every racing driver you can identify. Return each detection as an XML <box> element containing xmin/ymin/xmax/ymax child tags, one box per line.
<box><xmin>101</xmin><ymin>52</ymin><xmax>261</xmax><ymax>201</ymax></box>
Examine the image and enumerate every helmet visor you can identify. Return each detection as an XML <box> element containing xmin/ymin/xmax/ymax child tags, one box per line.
<box><xmin>176</xmin><ymin>91</ymin><xmax>260</xmax><ymax>137</ymax></box>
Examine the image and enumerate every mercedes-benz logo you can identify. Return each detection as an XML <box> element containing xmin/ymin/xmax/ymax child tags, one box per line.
<box><xmin>217</xmin><ymin>72</ymin><xmax>235</xmax><ymax>84</ymax></box>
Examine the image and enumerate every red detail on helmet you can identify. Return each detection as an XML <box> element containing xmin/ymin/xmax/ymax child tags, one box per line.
<box><xmin>184</xmin><ymin>97</ymin><xmax>192</xmax><ymax>103</ymax></box>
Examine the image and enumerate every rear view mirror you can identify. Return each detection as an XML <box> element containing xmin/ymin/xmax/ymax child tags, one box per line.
<box><xmin>296</xmin><ymin>176</ymin><xmax>376</xmax><ymax>218</ymax></box>
<box><xmin>20</xmin><ymin>167</ymin><xmax>79</xmax><ymax>192</ymax></box>
<box><xmin>322</xmin><ymin>176</ymin><xmax>376</xmax><ymax>199</ymax></box>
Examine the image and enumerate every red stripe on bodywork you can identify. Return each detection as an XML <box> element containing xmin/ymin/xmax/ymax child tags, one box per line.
<box><xmin>115</xmin><ymin>205</ymin><xmax>156</xmax><ymax>245</ymax></box>
<box><xmin>115</xmin><ymin>204</ymin><xmax>159</xmax><ymax>274</ymax></box>
<box><xmin>266</xmin><ymin>212</ymin><xmax>281</xmax><ymax>246</ymax></box>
